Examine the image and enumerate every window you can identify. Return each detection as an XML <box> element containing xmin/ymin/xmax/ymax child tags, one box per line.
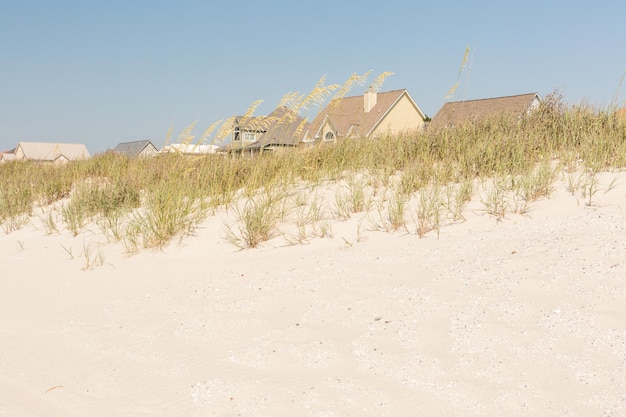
<box><xmin>243</xmin><ymin>132</ymin><xmax>256</xmax><ymax>142</ymax></box>
<box><xmin>233</xmin><ymin>127</ymin><xmax>241</xmax><ymax>142</ymax></box>
<box><xmin>324</xmin><ymin>132</ymin><xmax>335</xmax><ymax>141</ymax></box>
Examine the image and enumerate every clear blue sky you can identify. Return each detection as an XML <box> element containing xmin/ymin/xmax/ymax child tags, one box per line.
<box><xmin>1</xmin><ymin>1</ymin><xmax>625</xmax><ymax>154</ymax></box>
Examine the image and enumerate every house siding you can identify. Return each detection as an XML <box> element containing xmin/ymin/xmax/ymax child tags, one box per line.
<box><xmin>14</xmin><ymin>146</ymin><xmax>26</xmax><ymax>159</ymax></box>
<box><xmin>370</xmin><ymin>94</ymin><xmax>426</xmax><ymax>137</ymax></box>
<box><xmin>527</xmin><ymin>96</ymin><xmax>542</xmax><ymax>113</ymax></box>
<box><xmin>319</xmin><ymin>119</ymin><xmax>337</xmax><ymax>142</ymax></box>
<box><xmin>138</xmin><ymin>145</ymin><xmax>158</xmax><ymax>157</ymax></box>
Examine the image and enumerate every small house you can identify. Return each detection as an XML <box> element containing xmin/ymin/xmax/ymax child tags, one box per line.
<box><xmin>219</xmin><ymin>106</ymin><xmax>308</xmax><ymax>155</ymax></box>
<box><xmin>112</xmin><ymin>140</ymin><xmax>159</xmax><ymax>158</ymax></box>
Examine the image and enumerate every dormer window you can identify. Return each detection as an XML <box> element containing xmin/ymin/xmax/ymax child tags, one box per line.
<box><xmin>243</xmin><ymin>132</ymin><xmax>256</xmax><ymax>142</ymax></box>
<box><xmin>324</xmin><ymin>132</ymin><xmax>335</xmax><ymax>141</ymax></box>
<box><xmin>233</xmin><ymin>126</ymin><xmax>241</xmax><ymax>142</ymax></box>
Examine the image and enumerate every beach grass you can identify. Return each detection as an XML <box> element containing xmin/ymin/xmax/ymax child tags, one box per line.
<box><xmin>1</xmin><ymin>91</ymin><xmax>625</xmax><ymax>250</ymax></box>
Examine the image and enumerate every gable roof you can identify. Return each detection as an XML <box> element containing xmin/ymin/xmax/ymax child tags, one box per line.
<box><xmin>305</xmin><ymin>89</ymin><xmax>426</xmax><ymax>140</ymax></box>
<box><xmin>216</xmin><ymin>113</ymin><xmax>275</xmax><ymax>153</ymax></box>
<box><xmin>245</xmin><ymin>107</ymin><xmax>308</xmax><ymax>150</ymax></box>
<box><xmin>0</xmin><ymin>150</ymin><xmax>16</xmax><ymax>163</ymax></box>
<box><xmin>15</xmin><ymin>142</ymin><xmax>90</xmax><ymax>161</ymax></box>
<box><xmin>113</xmin><ymin>140</ymin><xmax>158</xmax><ymax>158</ymax></box>
<box><xmin>234</xmin><ymin>114</ymin><xmax>269</xmax><ymax>133</ymax></box>
<box><xmin>218</xmin><ymin>107</ymin><xmax>308</xmax><ymax>152</ymax></box>
<box><xmin>429</xmin><ymin>93</ymin><xmax>542</xmax><ymax>129</ymax></box>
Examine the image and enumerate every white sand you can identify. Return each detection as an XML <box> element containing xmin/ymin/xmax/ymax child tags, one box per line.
<box><xmin>1</xmin><ymin>172</ymin><xmax>625</xmax><ymax>416</ymax></box>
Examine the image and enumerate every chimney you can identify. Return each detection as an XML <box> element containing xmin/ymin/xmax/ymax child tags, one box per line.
<box><xmin>364</xmin><ymin>86</ymin><xmax>377</xmax><ymax>113</ymax></box>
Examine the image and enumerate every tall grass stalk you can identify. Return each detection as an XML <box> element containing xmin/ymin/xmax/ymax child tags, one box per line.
<box><xmin>415</xmin><ymin>185</ymin><xmax>444</xmax><ymax>237</ymax></box>
<box><xmin>224</xmin><ymin>190</ymin><xmax>286</xmax><ymax>249</ymax></box>
<box><xmin>129</xmin><ymin>180</ymin><xmax>204</xmax><ymax>249</ymax></box>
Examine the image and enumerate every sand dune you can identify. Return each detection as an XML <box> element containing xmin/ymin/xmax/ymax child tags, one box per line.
<box><xmin>1</xmin><ymin>172</ymin><xmax>625</xmax><ymax>416</ymax></box>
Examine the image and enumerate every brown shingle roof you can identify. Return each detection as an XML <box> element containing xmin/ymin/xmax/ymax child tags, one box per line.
<box><xmin>305</xmin><ymin>89</ymin><xmax>425</xmax><ymax>140</ymax></box>
<box><xmin>113</xmin><ymin>140</ymin><xmax>158</xmax><ymax>158</ymax></box>
<box><xmin>429</xmin><ymin>93</ymin><xmax>541</xmax><ymax>129</ymax></box>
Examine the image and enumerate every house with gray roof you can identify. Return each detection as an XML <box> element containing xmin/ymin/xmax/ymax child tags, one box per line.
<box><xmin>112</xmin><ymin>140</ymin><xmax>159</xmax><ymax>158</ymax></box>
<box><xmin>243</xmin><ymin>106</ymin><xmax>309</xmax><ymax>152</ymax></box>
<box><xmin>219</xmin><ymin>106</ymin><xmax>309</xmax><ymax>155</ymax></box>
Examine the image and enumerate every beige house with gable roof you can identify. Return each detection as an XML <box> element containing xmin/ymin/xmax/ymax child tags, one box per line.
<box><xmin>302</xmin><ymin>88</ymin><xmax>427</xmax><ymax>143</ymax></box>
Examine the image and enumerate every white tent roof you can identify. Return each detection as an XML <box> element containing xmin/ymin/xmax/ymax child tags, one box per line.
<box><xmin>16</xmin><ymin>142</ymin><xmax>91</xmax><ymax>161</ymax></box>
<box><xmin>160</xmin><ymin>143</ymin><xmax>218</xmax><ymax>154</ymax></box>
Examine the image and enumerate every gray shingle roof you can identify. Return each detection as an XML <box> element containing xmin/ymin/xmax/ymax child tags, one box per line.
<box><xmin>219</xmin><ymin>107</ymin><xmax>309</xmax><ymax>152</ymax></box>
<box><xmin>245</xmin><ymin>107</ymin><xmax>308</xmax><ymax>149</ymax></box>
<box><xmin>113</xmin><ymin>140</ymin><xmax>158</xmax><ymax>158</ymax></box>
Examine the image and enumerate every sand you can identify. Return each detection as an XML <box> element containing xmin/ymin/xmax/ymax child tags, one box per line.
<box><xmin>1</xmin><ymin>172</ymin><xmax>625</xmax><ymax>416</ymax></box>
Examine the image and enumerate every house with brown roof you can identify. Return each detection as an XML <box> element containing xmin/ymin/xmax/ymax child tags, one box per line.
<box><xmin>219</xmin><ymin>106</ymin><xmax>308</xmax><ymax>155</ymax></box>
<box><xmin>429</xmin><ymin>93</ymin><xmax>542</xmax><ymax>130</ymax></box>
<box><xmin>12</xmin><ymin>142</ymin><xmax>91</xmax><ymax>163</ymax></box>
<box><xmin>302</xmin><ymin>88</ymin><xmax>427</xmax><ymax>143</ymax></box>
<box><xmin>112</xmin><ymin>140</ymin><xmax>159</xmax><ymax>158</ymax></box>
